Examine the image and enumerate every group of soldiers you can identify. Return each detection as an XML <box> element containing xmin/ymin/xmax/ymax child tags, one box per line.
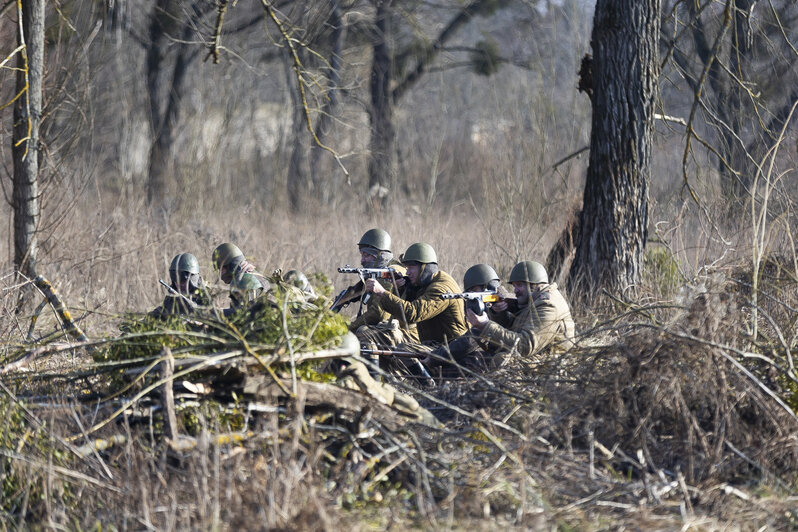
<box><xmin>151</xmin><ymin>229</ymin><xmax>576</xmax><ymax>384</ymax></box>
<box><xmin>333</xmin><ymin>229</ymin><xmax>575</xmax><ymax>384</ymax></box>
<box><xmin>150</xmin><ymin>242</ymin><xmax>312</xmax><ymax>319</ymax></box>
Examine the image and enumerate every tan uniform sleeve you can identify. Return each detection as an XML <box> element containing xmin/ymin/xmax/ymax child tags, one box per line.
<box><xmin>479</xmin><ymin>299</ymin><xmax>564</xmax><ymax>359</ymax></box>
<box><xmin>377</xmin><ymin>281</ymin><xmax>451</xmax><ymax>325</ymax></box>
<box><xmin>348</xmin><ymin>277</ymin><xmax>402</xmax><ymax>331</ymax></box>
<box><xmin>349</xmin><ymin>298</ymin><xmax>390</xmax><ymax>331</ymax></box>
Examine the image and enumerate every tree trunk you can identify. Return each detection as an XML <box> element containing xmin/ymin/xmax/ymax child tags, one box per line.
<box><xmin>286</xmin><ymin>49</ymin><xmax>311</xmax><ymax>213</ymax></box>
<box><xmin>367</xmin><ymin>0</ymin><xmax>394</xmax><ymax>211</ymax></box>
<box><xmin>724</xmin><ymin>0</ymin><xmax>756</xmax><ymax>201</ymax></box>
<box><xmin>146</xmin><ymin>0</ymin><xmax>193</xmax><ymax>208</ymax></box>
<box><xmin>12</xmin><ymin>0</ymin><xmax>44</xmax><ymax>279</ymax></box>
<box><xmin>684</xmin><ymin>1</ymin><xmax>755</xmax><ymax>206</ymax></box>
<box><xmin>569</xmin><ymin>0</ymin><xmax>660</xmax><ymax>294</ymax></box>
<box><xmin>310</xmin><ymin>0</ymin><xmax>343</xmax><ymax>205</ymax></box>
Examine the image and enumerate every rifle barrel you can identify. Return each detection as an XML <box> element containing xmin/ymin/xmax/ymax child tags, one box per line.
<box><xmin>159</xmin><ymin>279</ymin><xmax>199</xmax><ymax>309</ymax></box>
<box><xmin>360</xmin><ymin>348</ymin><xmax>424</xmax><ymax>358</ymax></box>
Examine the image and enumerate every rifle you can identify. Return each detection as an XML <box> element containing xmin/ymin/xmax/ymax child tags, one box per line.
<box><xmin>337</xmin><ymin>265</ymin><xmax>401</xmax><ymax>280</ymax></box>
<box><xmin>360</xmin><ymin>346</ymin><xmax>435</xmax><ymax>386</ymax></box>
<box><xmin>439</xmin><ymin>290</ymin><xmax>502</xmax><ymax>316</ymax></box>
<box><xmin>359</xmin><ymin>347</ymin><xmax>425</xmax><ymax>358</ymax></box>
<box><xmin>159</xmin><ymin>279</ymin><xmax>199</xmax><ymax>311</ymax></box>
<box><xmin>331</xmin><ymin>266</ymin><xmax>404</xmax><ymax>312</ymax></box>
<box><xmin>330</xmin><ymin>285</ymin><xmax>362</xmax><ymax>312</ymax></box>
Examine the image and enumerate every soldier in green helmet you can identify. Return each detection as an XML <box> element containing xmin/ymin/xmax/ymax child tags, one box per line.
<box><xmin>425</xmin><ymin>260</ymin><xmax>575</xmax><ymax>374</ymax></box>
<box><xmin>461</xmin><ymin>263</ymin><xmax>517</xmax><ymax>325</ymax></box>
<box><xmin>360</xmin><ymin>242</ymin><xmax>467</xmax><ymax>384</ymax></box>
<box><xmin>363</xmin><ymin>242</ymin><xmax>467</xmax><ymax>342</ymax></box>
<box><xmin>271</xmin><ymin>269</ymin><xmax>320</xmax><ymax>310</ymax></box>
<box><xmin>332</xmin><ymin>228</ymin><xmax>394</xmax><ymax>312</ymax></box>
<box><xmin>333</xmin><ymin>229</ymin><xmax>418</xmax><ymax>339</ymax></box>
<box><xmin>150</xmin><ymin>252</ymin><xmax>211</xmax><ymax>318</ymax></box>
<box><xmin>284</xmin><ymin>270</ymin><xmax>315</xmax><ymax>297</ymax></box>
<box><xmin>212</xmin><ymin>242</ymin><xmax>266</xmax><ymax>316</ymax></box>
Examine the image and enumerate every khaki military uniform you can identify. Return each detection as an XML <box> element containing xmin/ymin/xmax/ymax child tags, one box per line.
<box><xmin>348</xmin><ymin>263</ymin><xmax>413</xmax><ymax>333</ymax></box>
<box><xmin>372</xmin><ymin>270</ymin><xmax>467</xmax><ymax>345</ymax></box>
<box><xmin>427</xmin><ymin>283</ymin><xmax>574</xmax><ymax>375</ymax></box>
<box><xmin>480</xmin><ymin>282</ymin><xmax>575</xmax><ymax>361</ymax></box>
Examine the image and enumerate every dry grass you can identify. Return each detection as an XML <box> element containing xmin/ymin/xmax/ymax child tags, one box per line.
<box><xmin>1</xmin><ymin>191</ymin><xmax>798</xmax><ymax>529</ymax></box>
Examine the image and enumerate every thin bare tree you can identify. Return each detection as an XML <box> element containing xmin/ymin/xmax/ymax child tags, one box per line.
<box><xmin>12</xmin><ymin>0</ymin><xmax>44</xmax><ymax>279</ymax></box>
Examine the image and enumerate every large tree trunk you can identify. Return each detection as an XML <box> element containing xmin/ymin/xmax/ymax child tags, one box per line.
<box><xmin>569</xmin><ymin>0</ymin><xmax>660</xmax><ymax>294</ymax></box>
<box><xmin>146</xmin><ymin>0</ymin><xmax>192</xmax><ymax>207</ymax></box>
<box><xmin>12</xmin><ymin>0</ymin><xmax>44</xmax><ymax>279</ymax></box>
<box><xmin>367</xmin><ymin>0</ymin><xmax>394</xmax><ymax>211</ymax></box>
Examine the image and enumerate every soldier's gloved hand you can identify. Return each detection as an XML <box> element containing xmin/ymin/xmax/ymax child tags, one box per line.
<box><xmin>466</xmin><ymin>308</ymin><xmax>489</xmax><ymax>330</ymax></box>
<box><xmin>364</xmin><ymin>278</ymin><xmax>386</xmax><ymax>295</ymax></box>
<box><xmin>492</xmin><ymin>299</ymin><xmax>509</xmax><ymax>312</ymax></box>
<box><xmin>394</xmin><ymin>277</ymin><xmax>406</xmax><ymax>289</ymax></box>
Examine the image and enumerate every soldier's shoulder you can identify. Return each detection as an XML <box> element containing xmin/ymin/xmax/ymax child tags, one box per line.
<box><xmin>533</xmin><ymin>286</ymin><xmax>558</xmax><ymax>307</ymax></box>
<box><xmin>547</xmin><ymin>283</ymin><xmax>573</xmax><ymax>306</ymax></box>
<box><xmin>427</xmin><ymin>271</ymin><xmax>460</xmax><ymax>293</ymax></box>
<box><xmin>387</xmin><ymin>259</ymin><xmax>406</xmax><ymax>272</ymax></box>
<box><xmin>435</xmin><ymin>270</ymin><xmax>459</xmax><ymax>285</ymax></box>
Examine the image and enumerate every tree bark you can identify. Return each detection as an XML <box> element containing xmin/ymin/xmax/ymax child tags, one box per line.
<box><xmin>310</xmin><ymin>0</ymin><xmax>344</xmax><ymax>205</ymax></box>
<box><xmin>569</xmin><ymin>0</ymin><xmax>660</xmax><ymax>294</ymax></box>
<box><xmin>12</xmin><ymin>0</ymin><xmax>44</xmax><ymax>279</ymax></box>
<box><xmin>286</xmin><ymin>48</ymin><xmax>311</xmax><ymax>213</ymax></box>
<box><xmin>146</xmin><ymin>0</ymin><xmax>197</xmax><ymax>207</ymax></box>
<box><xmin>725</xmin><ymin>0</ymin><xmax>756</xmax><ymax>201</ymax></box>
<box><xmin>367</xmin><ymin>0</ymin><xmax>395</xmax><ymax>211</ymax></box>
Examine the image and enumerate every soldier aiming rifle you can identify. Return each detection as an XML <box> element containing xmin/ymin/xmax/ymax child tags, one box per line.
<box><xmin>440</xmin><ymin>290</ymin><xmax>503</xmax><ymax>316</ymax></box>
<box><xmin>332</xmin><ymin>266</ymin><xmax>406</xmax><ymax>313</ymax></box>
<box><xmin>422</xmin><ymin>261</ymin><xmax>575</xmax><ymax>375</ymax></box>
<box><xmin>357</xmin><ymin>242</ymin><xmax>467</xmax><ymax>387</ymax></box>
<box><xmin>332</xmin><ymin>229</ymin><xmax>417</xmax><ymax>336</ymax></box>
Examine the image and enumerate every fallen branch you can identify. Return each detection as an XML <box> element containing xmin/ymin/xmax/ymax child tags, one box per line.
<box><xmin>32</xmin><ymin>275</ymin><xmax>91</xmax><ymax>345</ymax></box>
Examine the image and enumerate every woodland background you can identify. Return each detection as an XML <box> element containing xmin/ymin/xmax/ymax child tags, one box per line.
<box><xmin>1</xmin><ymin>0</ymin><xmax>798</xmax><ymax>529</ymax></box>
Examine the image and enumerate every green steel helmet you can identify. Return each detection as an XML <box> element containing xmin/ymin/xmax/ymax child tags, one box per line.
<box><xmin>358</xmin><ymin>228</ymin><xmax>391</xmax><ymax>252</ymax></box>
<box><xmin>169</xmin><ymin>253</ymin><xmax>200</xmax><ymax>284</ymax></box>
<box><xmin>463</xmin><ymin>264</ymin><xmax>499</xmax><ymax>291</ymax></box>
<box><xmin>169</xmin><ymin>253</ymin><xmax>200</xmax><ymax>275</ymax></box>
<box><xmin>284</xmin><ymin>269</ymin><xmax>310</xmax><ymax>292</ymax></box>
<box><xmin>401</xmin><ymin>242</ymin><xmax>437</xmax><ymax>264</ymax></box>
<box><xmin>212</xmin><ymin>242</ymin><xmax>243</xmax><ymax>271</ymax></box>
<box><xmin>232</xmin><ymin>271</ymin><xmax>262</xmax><ymax>292</ymax></box>
<box><xmin>509</xmin><ymin>260</ymin><xmax>548</xmax><ymax>284</ymax></box>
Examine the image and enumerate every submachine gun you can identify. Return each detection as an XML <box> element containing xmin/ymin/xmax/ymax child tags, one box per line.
<box><xmin>439</xmin><ymin>290</ymin><xmax>502</xmax><ymax>316</ymax></box>
<box><xmin>330</xmin><ymin>266</ymin><xmax>404</xmax><ymax>313</ymax></box>
<box><xmin>159</xmin><ymin>279</ymin><xmax>199</xmax><ymax>311</ymax></box>
<box><xmin>359</xmin><ymin>345</ymin><xmax>435</xmax><ymax>387</ymax></box>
